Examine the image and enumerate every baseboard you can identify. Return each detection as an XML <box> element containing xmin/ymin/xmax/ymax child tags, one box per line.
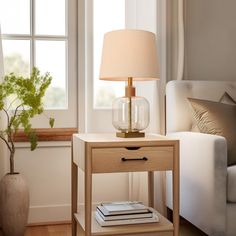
<box><xmin>28</xmin><ymin>204</ymin><xmax>71</xmax><ymax>224</ymax></box>
<box><xmin>28</xmin><ymin>220</ymin><xmax>71</xmax><ymax>227</ymax></box>
<box><xmin>28</xmin><ymin>202</ymin><xmax>102</xmax><ymax>224</ymax></box>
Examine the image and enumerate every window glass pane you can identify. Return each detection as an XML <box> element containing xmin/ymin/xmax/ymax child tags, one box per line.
<box><xmin>2</xmin><ymin>40</ymin><xmax>30</xmax><ymax>76</ymax></box>
<box><xmin>35</xmin><ymin>0</ymin><xmax>66</xmax><ymax>36</ymax></box>
<box><xmin>35</xmin><ymin>40</ymin><xmax>67</xmax><ymax>109</ymax></box>
<box><xmin>0</xmin><ymin>0</ymin><xmax>30</xmax><ymax>34</ymax></box>
<box><xmin>93</xmin><ymin>0</ymin><xmax>125</xmax><ymax>108</ymax></box>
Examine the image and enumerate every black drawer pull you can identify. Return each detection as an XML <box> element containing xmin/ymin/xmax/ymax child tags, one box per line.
<box><xmin>125</xmin><ymin>147</ymin><xmax>141</xmax><ymax>150</ymax></box>
<box><xmin>121</xmin><ymin>157</ymin><xmax>148</xmax><ymax>161</ymax></box>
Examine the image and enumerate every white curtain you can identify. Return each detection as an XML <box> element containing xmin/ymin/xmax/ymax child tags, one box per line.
<box><xmin>0</xmin><ymin>24</ymin><xmax>8</xmax><ymax>178</ymax></box>
<box><xmin>177</xmin><ymin>0</ymin><xmax>185</xmax><ymax>81</ymax></box>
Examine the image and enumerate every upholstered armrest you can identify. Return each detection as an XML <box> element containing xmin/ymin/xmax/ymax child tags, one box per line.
<box><xmin>166</xmin><ymin>131</ymin><xmax>227</xmax><ymax>235</ymax></box>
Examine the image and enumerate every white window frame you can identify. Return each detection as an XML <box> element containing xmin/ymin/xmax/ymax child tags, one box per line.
<box><xmin>1</xmin><ymin>0</ymin><xmax>78</xmax><ymax>129</ymax></box>
<box><xmin>78</xmin><ymin>0</ymin><xmax>126</xmax><ymax>133</ymax></box>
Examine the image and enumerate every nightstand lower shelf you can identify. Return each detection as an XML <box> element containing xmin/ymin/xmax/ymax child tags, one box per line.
<box><xmin>74</xmin><ymin>211</ymin><xmax>173</xmax><ymax>236</ymax></box>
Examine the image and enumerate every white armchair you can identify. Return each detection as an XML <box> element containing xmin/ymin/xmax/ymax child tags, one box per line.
<box><xmin>166</xmin><ymin>80</ymin><xmax>236</xmax><ymax>236</ymax></box>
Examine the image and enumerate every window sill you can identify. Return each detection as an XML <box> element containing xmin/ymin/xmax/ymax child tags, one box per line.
<box><xmin>13</xmin><ymin>128</ymin><xmax>78</xmax><ymax>142</ymax></box>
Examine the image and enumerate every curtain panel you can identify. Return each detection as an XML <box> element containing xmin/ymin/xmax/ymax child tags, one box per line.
<box><xmin>0</xmin><ymin>24</ymin><xmax>8</xmax><ymax>178</ymax></box>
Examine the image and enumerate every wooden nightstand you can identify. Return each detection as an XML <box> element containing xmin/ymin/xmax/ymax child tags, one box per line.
<box><xmin>72</xmin><ymin>133</ymin><xmax>179</xmax><ymax>236</ymax></box>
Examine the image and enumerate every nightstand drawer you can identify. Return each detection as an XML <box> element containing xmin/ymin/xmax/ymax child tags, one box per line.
<box><xmin>92</xmin><ymin>146</ymin><xmax>173</xmax><ymax>173</ymax></box>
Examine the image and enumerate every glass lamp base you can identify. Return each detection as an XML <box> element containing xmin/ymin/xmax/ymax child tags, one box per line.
<box><xmin>112</xmin><ymin>96</ymin><xmax>150</xmax><ymax>138</ymax></box>
<box><xmin>116</xmin><ymin>131</ymin><xmax>145</xmax><ymax>138</ymax></box>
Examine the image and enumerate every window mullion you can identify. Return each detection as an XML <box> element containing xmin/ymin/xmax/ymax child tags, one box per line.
<box><xmin>31</xmin><ymin>0</ymin><xmax>35</xmax><ymax>70</ymax></box>
<box><xmin>1</xmin><ymin>35</ymin><xmax>66</xmax><ymax>41</ymax></box>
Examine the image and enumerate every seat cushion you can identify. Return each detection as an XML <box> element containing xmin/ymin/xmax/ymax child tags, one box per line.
<box><xmin>227</xmin><ymin>165</ymin><xmax>236</xmax><ymax>202</ymax></box>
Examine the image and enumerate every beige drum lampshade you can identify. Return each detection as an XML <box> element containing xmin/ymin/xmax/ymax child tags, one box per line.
<box><xmin>99</xmin><ymin>29</ymin><xmax>159</xmax><ymax>81</ymax></box>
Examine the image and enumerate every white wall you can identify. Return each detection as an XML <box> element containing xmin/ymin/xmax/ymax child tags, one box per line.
<box><xmin>14</xmin><ymin>143</ymin><xmax>71</xmax><ymax>223</ymax></box>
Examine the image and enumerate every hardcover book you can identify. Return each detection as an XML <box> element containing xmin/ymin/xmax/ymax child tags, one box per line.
<box><xmin>96</xmin><ymin>207</ymin><xmax>153</xmax><ymax>221</ymax></box>
<box><xmin>97</xmin><ymin>201</ymin><xmax>149</xmax><ymax>216</ymax></box>
<box><xmin>95</xmin><ymin>209</ymin><xmax>159</xmax><ymax>227</ymax></box>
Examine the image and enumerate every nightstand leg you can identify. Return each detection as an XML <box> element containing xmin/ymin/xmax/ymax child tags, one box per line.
<box><xmin>173</xmin><ymin>142</ymin><xmax>180</xmax><ymax>236</ymax></box>
<box><xmin>72</xmin><ymin>152</ymin><xmax>78</xmax><ymax>236</ymax></box>
<box><xmin>148</xmin><ymin>171</ymin><xmax>154</xmax><ymax>208</ymax></box>
<box><xmin>85</xmin><ymin>147</ymin><xmax>92</xmax><ymax>236</ymax></box>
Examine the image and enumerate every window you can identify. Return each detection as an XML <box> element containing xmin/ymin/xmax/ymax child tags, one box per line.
<box><xmin>93</xmin><ymin>0</ymin><xmax>125</xmax><ymax>109</ymax></box>
<box><xmin>0</xmin><ymin>0</ymin><xmax>77</xmax><ymax>130</ymax></box>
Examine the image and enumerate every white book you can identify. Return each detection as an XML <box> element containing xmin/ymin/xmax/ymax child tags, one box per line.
<box><xmin>95</xmin><ymin>209</ymin><xmax>159</xmax><ymax>227</ymax></box>
<box><xmin>97</xmin><ymin>201</ymin><xmax>149</xmax><ymax>216</ymax></box>
<box><xmin>97</xmin><ymin>207</ymin><xmax>153</xmax><ymax>221</ymax></box>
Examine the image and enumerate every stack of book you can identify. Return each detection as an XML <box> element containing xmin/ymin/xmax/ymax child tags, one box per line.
<box><xmin>95</xmin><ymin>201</ymin><xmax>159</xmax><ymax>226</ymax></box>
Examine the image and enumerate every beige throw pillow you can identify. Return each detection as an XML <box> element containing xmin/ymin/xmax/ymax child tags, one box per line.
<box><xmin>219</xmin><ymin>92</ymin><xmax>236</xmax><ymax>105</ymax></box>
<box><xmin>188</xmin><ymin>98</ymin><xmax>236</xmax><ymax>166</ymax></box>
<box><xmin>191</xmin><ymin>92</ymin><xmax>236</xmax><ymax>132</ymax></box>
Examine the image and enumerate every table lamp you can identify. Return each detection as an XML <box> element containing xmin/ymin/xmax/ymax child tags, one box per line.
<box><xmin>99</xmin><ymin>29</ymin><xmax>159</xmax><ymax>138</ymax></box>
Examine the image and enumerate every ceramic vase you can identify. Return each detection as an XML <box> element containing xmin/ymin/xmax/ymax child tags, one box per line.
<box><xmin>0</xmin><ymin>173</ymin><xmax>29</xmax><ymax>236</ymax></box>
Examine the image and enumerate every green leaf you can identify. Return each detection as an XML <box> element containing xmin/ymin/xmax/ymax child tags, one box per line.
<box><xmin>49</xmin><ymin>118</ymin><xmax>55</xmax><ymax>128</ymax></box>
<box><xmin>0</xmin><ymin>67</ymin><xmax>55</xmax><ymax>154</ymax></box>
<box><xmin>28</xmin><ymin>132</ymin><xmax>38</xmax><ymax>151</ymax></box>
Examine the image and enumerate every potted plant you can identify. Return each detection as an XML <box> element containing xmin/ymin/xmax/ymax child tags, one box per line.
<box><xmin>0</xmin><ymin>67</ymin><xmax>54</xmax><ymax>236</ymax></box>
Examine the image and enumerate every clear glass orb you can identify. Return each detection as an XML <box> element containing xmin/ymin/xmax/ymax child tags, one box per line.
<box><xmin>112</xmin><ymin>96</ymin><xmax>149</xmax><ymax>133</ymax></box>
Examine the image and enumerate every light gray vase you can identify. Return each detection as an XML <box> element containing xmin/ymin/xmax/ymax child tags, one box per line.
<box><xmin>0</xmin><ymin>173</ymin><xmax>29</xmax><ymax>236</ymax></box>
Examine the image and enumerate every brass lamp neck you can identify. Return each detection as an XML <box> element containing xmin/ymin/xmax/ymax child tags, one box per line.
<box><xmin>128</xmin><ymin>77</ymin><xmax>133</xmax><ymax>87</ymax></box>
<box><xmin>125</xmin><ymin>77</ymin><xmax>136</xmax><ymax>97</ymax></box>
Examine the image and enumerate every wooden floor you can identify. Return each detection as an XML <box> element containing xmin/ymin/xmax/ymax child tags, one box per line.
<box><xmin>179</xmin><ymin>219</ymin><xmax>207</xmax><ymax>236</ymax></box>
<box><xmin>25</xmin><ymin>224</ymin><xmax>71</xmax><ymax>236</ymax></box>
<box><xmin>0</xmin><ymin>221</ymin><xmax>207</xmax><ymax>236</ymax></box>
<box><xmin>0</xmin><ymin>224</ymin><xmax>71</xmax><ymax>236</ymax></box>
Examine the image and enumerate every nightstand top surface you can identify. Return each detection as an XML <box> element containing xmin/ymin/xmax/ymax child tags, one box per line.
<box><xmin>73</xmin><ymin>133</ymin><xmax>177</xmax><ymax>143</ymax></box>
